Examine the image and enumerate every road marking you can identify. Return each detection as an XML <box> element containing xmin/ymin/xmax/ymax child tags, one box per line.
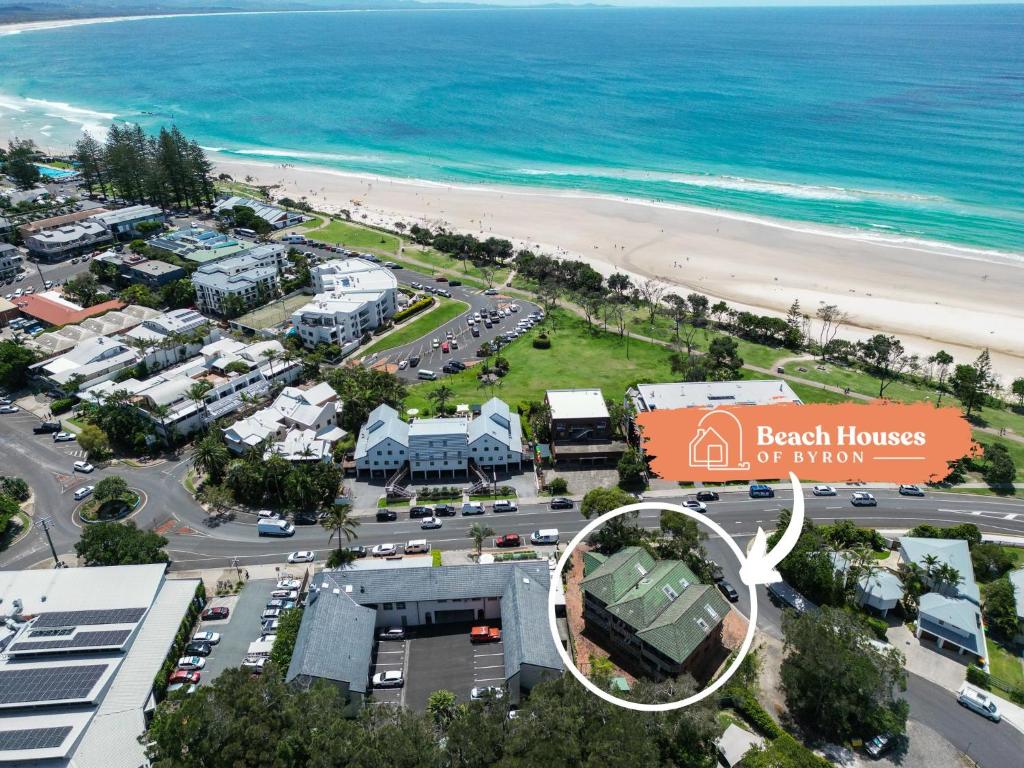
<box><xmin>474</xmin><ymin>664</ymin><xmax>504</xmax><ymax>670</ymax></box>
<box><xmin>1004</xmin><ymin>514</ymin><xmax>1018</xmax><ymax>521</ymax></box>
<box><xmin>473</xmin><ymin>652</ymin><xmax>503</xmax><ymax>658</ymax></box>
<box><xmin>474</xmin><ymin>676</ymin><xmax>505</xmax><ymax>683</ymax></box>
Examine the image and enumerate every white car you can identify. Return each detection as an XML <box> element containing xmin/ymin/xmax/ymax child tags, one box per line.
<box><xmin>176</xmin><ymin>656</ymin><xmax>206</xmax><ymax>670</ymax></box>
<box><xmin>850</xmin><ymin>492</ymin><xmax>877</xmax><ymax>507</ymax></box>
<box><xmin>812</xmin><ymin>485</ymin><xmax>837</xmax><ymax>496</ymax></box>
<box><xmin>53</xmin><ymin>431</ymin><xmax>76</xmax><ymax>442</ymax></box>
<box><xmin>484</xmin><ymin>288</ymin><xmax>499</xmax><ymax>295</ymax></box>
<box><xmin>261</xmin><ymin>607</ymin><xmax>281</xmax><ymax>620</ymax></box>
<box><xmin>73</xmin><ymin>461</ymin><xmax>94</xmax><ymax>473</ymax></box>
<box><xmin>242</xmin><ymin>656</ymin><xmax>267</xmax><ymax>673</ymax></box>
<box><xmin>271</xmin><ymin>589</ymin><xmax>298</xmax><ymax>600</ymax></box>
<box><xmin>398</xmin><ymin>360</ymin><xmax>409</xmax><ymax>370</ymax></box>
<box><xmin>432</xmin><ymin>338</ymin><xmax>440</xmax><ymax>349</ymax></box>
<box><xmin>682</xmin><ymin>499</ymin><xmax>708</xmax><ymax>513</ymax></box>
<box><xmin>166</xmin><ymin>683</ymin><xmax>197</xmax><ymax>695</ymax></box>
<box><xmin>257</xmin><ymin>509</ymin><xmax>279</xmax><ymax>518</ymax></box>
<box><xmin>470</xmin><ymin>685</ymin><xmax>504</xmax><ymax>700</ymax></box>
<box><xmin>372</xmin><ymin>543</ymin><xmax>398</xmax><ymax>557</ymax></box>
<box><xmin>0</xmin><ymin>405</ymin><xmax>18</xmax><ymax>414</ymax></box>
<box><xmin>372</xmin><ymin>670</ymin><xmax>404</xmax><ymax>689</ymax></box>
<box><xmin>287</xmin><ymin>550</ymin><xmax>315</xmax><ymax>563</ymax></box>
<box><xmin>73</xmin><ymin>485</ymin><xmax>95</xmax><ymax>501</ymax></box>
<box><xmin>277</xmin><ymin>578</ymin><xmax>301</xmax><ymax>590</ymax></box>
<box><xmin>192</xmin><ymin>631</ymin><xmax>221</xmax><ymax>645</ymax></box>
<box><xmin>420</xmin><ymin>516</ymin><xmax>442</xmax><ymax>530</ymax></box>
<box><xmin>44</xmin><ymin>280</ymin><xmax>53</xmax><ymax>288</ymax></box>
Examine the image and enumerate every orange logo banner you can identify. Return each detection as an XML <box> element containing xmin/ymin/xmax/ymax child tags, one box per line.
<box><xmin>636</xmin><ymin>402</ymin><xmax>975</xmax><ymax>483</ymax></box>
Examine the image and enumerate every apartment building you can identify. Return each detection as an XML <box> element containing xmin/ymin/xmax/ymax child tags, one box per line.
<box><xmin>191</xmin><ymin>244</ymin><xmax>285</xmax><ymax>315</ymax></box>
<box><xmin>291</xmin><ymin>258</ymin><xmax>398</xmax><ymax>348</ymax></box>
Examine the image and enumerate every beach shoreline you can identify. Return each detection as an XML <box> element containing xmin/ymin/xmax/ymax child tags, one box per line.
<box><xmin>208</xmin><ymin>156</ymin><xmax>1024</xmax><ymax>381</ymax></box>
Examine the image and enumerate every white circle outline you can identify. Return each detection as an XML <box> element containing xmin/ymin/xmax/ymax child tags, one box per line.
<box><xmin>546</xmin><ymin>501</ymin><xmax>758</xmax><ymax>712</ymax></box>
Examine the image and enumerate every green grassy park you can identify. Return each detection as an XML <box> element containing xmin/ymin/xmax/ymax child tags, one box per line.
<box><xmin>314</xmin><ymin>219</ymin><xmax>400</xmax><ymax>253</ymax></box>
<box><xmin>361</xmin><ymin>298</ymin><xmax>469</xmax><ymax>356</ymax></box>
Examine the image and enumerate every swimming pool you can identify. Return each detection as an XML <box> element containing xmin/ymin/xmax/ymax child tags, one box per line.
<box><xmin>34</xmin><ymin>164</ymin><xmax>78</xmax><ymax>180</ymax></box>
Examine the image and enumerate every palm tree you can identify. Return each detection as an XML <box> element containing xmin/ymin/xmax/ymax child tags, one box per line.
<box><xmin>468</xmin><ymin>523</ymin><xmax>495</xmax><ymax>559</ymax></box>
<box><xmin>262</xmin><ymin>348</ymin><xmax>280</xmax><ymax>377</ymax></box>
<box><xmin>151</xmin><ymin>403</ymin><xmax>173</xmax><ymax>449</ymax></box>
<box><xmin>286</xmin><ymin>468</ymin><xmax>318</xmax><ymax>511</ymax></box>
<box><xmin>932</xmin><ymin>564</ymin><xmax>962</xmax><ymax>595</ymax></box>
<box><xmin>429</xmin><ymin>384</ymin><xmax>454</xmax><ymax>416</ymax></box>
<box><xmin>187</xmin><ymin>381</ymin><xmax>213</xmax><ymax>429</ymax></box>
<box><xmin>192</xmin><ymin>433</ymin><xmax>229</xmax><ymax>485</ymax></box>
<box><xmin>921</xmin><ymin>553</ymin><xmax>940</xmax><ymax>579</ymax></box>
<box><xmin>320</xmin><ymin>506</ymin><xmax>360</xmax><ymax>552</ymax></box>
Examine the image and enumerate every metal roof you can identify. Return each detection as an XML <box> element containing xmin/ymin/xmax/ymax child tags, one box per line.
<box><xmin>326</xmin><ymin>562</ymin><xmax>549</xmax><ymax>605</ymax></box>
<box><xmin>635</xmin><ymin>585</ymin><xmax>731</xmax><ymax>664</ymax></box>
<box><xmin>501</xmin><ymin>572</ymin><xmax>563</xmax><ymax>678</ymax></box>
<box><xmin>628</xmin><ymin>379</ymin><xmax>802</xmax><ymax>411</ymax></box>
<box><xmin>580</xmin><ymin>546</ymin><xmax>656</xmax><ymax>605</ymax></box>
<box><xmin>286</xmin><ymin>589</ymin><xmax>376</xmax><ymax>694</ymax></box>
<box><xmin>899</xmin><ymin>537</ymin><xmax>980</xmax><ymax>604</ymax></box>
<box><xmin>546</xmin><ymin>388</ymin><xmax>609</xmax><ymax>421</ymax></box>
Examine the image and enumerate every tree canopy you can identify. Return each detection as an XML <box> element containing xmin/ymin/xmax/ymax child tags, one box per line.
<box><xmin>0</xmin><ymin>340</ymin><xmax>36</xmax><ymax>391</ymax></box>
<box><xmin>326</xmin><ymin>365</ymin><xmax>407</xmax><ymax>433</ymax></box>
<box><xmin>74</xmin><ymin>522</ymin><xmax>169</xmax><ymax>566</ymax></box>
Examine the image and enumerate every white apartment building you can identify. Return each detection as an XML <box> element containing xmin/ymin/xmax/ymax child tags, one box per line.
<box><xmin>191</xmin><ymin>244</ymin><xmax>286</xmax><ymax>315</ymax></box>
<box><xmin>292</xmin><ymin>258</ymin><xmax>398</xmax><ymax>348</ymax></box>
<box><xmin>223</xmin><ymin>382</ymin><xmax>345</xmax><ymax>461</ymax></box>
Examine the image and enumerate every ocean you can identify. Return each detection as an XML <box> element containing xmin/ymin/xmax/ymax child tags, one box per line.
<box><xmin>0</xmin><ymin>5</ymin><xmax>1021</xmax><ymax>253</ymax></box>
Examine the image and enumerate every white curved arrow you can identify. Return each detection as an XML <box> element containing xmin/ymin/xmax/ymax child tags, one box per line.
<box><xmin>738</xmin><ymin>472</ymin><xmax>805</xmax><ymax>586</ymax></box>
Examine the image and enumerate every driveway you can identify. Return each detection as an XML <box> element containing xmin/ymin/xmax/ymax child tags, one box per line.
<box><xmin>887</xmin><ymin>624</ymin><xmax>968</xmax><ymax>692</ymax></box>
<box><xmin>196</xmin><ymin>579</ymin><xmax>279</xmax><ymax>682</ymax></box>
<box><xmin>403</xmin><ymin>622</ymin><xmax>504</xmax><ymax>710</ymax></box>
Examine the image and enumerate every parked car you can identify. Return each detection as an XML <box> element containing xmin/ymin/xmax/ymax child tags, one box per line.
<box><xmin>261</xmin><ymin>607</ymin><xmax>281</xmax><ymax>621</ymax></box>
<box><xmin>850</xmin><ymin>492</ymin><xmax>877</xmax><ymax>506</ymax></box>
<box><xmin>73</xmin><ymin>461</ymin><xmax>95</xmax><ymax>473</ymax></box>
<box><xmin>271</xmin><ymin>589</ymin><xmax>299</xmax><ymax>600</ymax></box>
<box><xmin>372</xmin><ymin>543</ymin><xmax>398</xmax><ymax>557</ymax></box>
<box><xmin>441</xmin><ymin>342</ymin><xmax>450</xmax><ymax>353</ymax></box>
<box><xmin>433</xmin><ymin>504</ymin><xmax>457</xmax><ymax>517</ymax></box>
<box><xmin>378</xmin><ymin>627</ymin><xmax>406</xmax><ymax>641</ymax></box>
<box><xmin>398</xmin><ymin>360</ymin><xmax>409</xmax><ymax>370</ymax></box>
<box><xmin>717</xmin><ymin>580</ymin><xmax>740</xmax><ymax>602</ymax></box>
<box><xmin>470</xmin><ymin>626</ymin><xmax>502</xmax><ymax>643</ymax></box>
<box><xmin>184</xmin><ymin>640</ymin><xmax>213</xmax><ymax>656</ymax></box>
<box><xmin>420</xmin><ymin>516</ymin><xmax>442</xmax><ymax>529</ymax></box>
<box><xmin>410</xmin><ymin>505</ymin><xmax>433</xmax><ymax>518</ymax></box>
<box><xmin>749</xmin><ymin>484</ymin><xmax>774</xmax><ymax>498</ymax></box>
<box><xmin>73</xmin><ymin>485</ymin><xmax>95</xmax><ymax>501</ymax></box>
<box><xmin>262</xmin><ymin>619</ymin><xmax>280</xmax><ymax>633</ymax></box>
<box><xmin>376</xmin><ymin>509</ymin><xmax>398</xmax><ymax>522</ymax></box>
<box><xmin>549</xmin><ymin>497</ymin><xmax>574</xmax><ymax>510</ymax></box>
<box><xmin>461</xmin><ymin>501</ymin><xmax>485</xmax><ymax>516</ymax></box>
<box><xmin>409</xmin><ymin>355</ymin><xmax>421</xmax><ymax>367</ymax></box>
<box><xmin>812</xmin><ymin>485</ymin><xmax>837</xmax><ymax>496</ymax></box>
<box><xmin>495</xmin><ymin>533</ymin><xmax>521</xmax><ymax>547</ymax></box>
<box><xmin>168</xmin><ymin>669</ymin><xmax>200</xmax><ymax>685</ymax></box>
<box><xmin>257</xmin><ymin>509</ymin><xmax>279</xmax><ymax>519</ymax></box>
<box><xmin>242</xmin><ymin>656</ymin><xmax>268</xmax><ymax>674</ymax></box>
<box><xmin>266</xmin><ymin>599</ymin><xmax>286</xmax><ymax>609</ymax></box>
<box><xmin>492</xmin><ymin>500</ymin><xmax>518</xmax><ymax>513</ymax></box>
<box><xmin>166</xmin><ymin>682</ymin><xmax>198</xmax><ymax>695</ymax></box>
<box><xmin>864</xmin><ymin>733</ymin><xmax>897</xmax><ymax>759</ymax></box>
<box><xmin>898</xmin><ymin>484</ymin><xmax>925</xmax><ymax>497</ymax></box>
<box><xmin>52</xmin><ymin>432</ymin><xmax>76</xmax><ymax>442</ymax></box>
<box><xmin>0</xmin><ymin>405</ymin><xmax>18</xmax><ymax>414</ymax></box>
<box><xmin>287</xmin><ymin>550</ymin><xmax>315</xmax><ymax>563</ymax></box>
<box><xmin>484</xmin><ymin>288</ymin><xmax>499</xmax><ymax>296</ymax></box>
<box><xmin>176</xmin><ymin>656</ymin><xmax>206</xmax><ymax>671</ymax></box>
<box><xmin>200</xmin><ymin>606</ymin><xmax>229</xmax><ymax>620</ymax></box>
<box><xmin>348</xmin><ymin>545</ymin><xmax>368</xmax><ymax>558</ymax></box>
<box><xmin>695</xmin><ymin>491</ymin><xmax>719</xmax><ymax>502</ymax></box>
<box><xmin>33</xmin><ymin>420</ymin><xmax>61</xmax><ymax>434</ymax></box>
<box><xmin>682</xmin><ymin>499</ymin><xmax>708</xmax><ymax>513</ymax></box>
<box><xmin>957</xmin><ymin>684</ymin><xmax>1001</xmax><ymax>721</ymax></box>
<box><xmin>192</xmin><ymin>631</ymin><xmax>221</xmax><ymax>645</ymax></box>
<box><xmin>373</xmin><ymin>670</ymin><xmax>405</xmax><ymax>689</ymax></box>
<box><xmin>471</xmin><ymin>685</ymin><xmax>504</xmax><ymax>700</ymax></box>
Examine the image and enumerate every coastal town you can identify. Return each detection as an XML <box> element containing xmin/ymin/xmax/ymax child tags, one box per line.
<box><xmin>1</xmin><ymin>31</ymin><xmax>1023</xmax><ymax>768</ymax></box>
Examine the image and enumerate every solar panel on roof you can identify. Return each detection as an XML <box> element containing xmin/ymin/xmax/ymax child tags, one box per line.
<box><xmin>0</xmin><ymin>665</ymin><xmax>107</xmax><ymax>705</ymax></box>
<box><xmin>11</xmin><ymin>629</ymin><xmax>132</xmax><ymax>653</ymax></box>
<box><xmin>31</xmin><ymin>608</ymin><xmax>146</xmax><ymax>629</ymax></box>
<box><xmin>0</xmin><ymin>726</ymin><xmax>73</xmax><ymax>752</ymax></box>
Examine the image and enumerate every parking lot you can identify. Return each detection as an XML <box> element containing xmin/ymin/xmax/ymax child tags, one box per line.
<box><xmin>369</xmin><ymin>621</ymin><xmax>506</xmax><ymax>710</ymax></box>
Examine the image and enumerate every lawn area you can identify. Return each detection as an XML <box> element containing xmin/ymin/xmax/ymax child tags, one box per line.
<box><xmin>785</xmin><ymin>381</ymin><xmax>854</xmax><ymax>404</ymax></box>
<box><xmin>315</xmin><ymin>219</ymin><xmax>399</xmax><ymax>253</ymax></box>
<box><xmin>404</xmin><ymin>309</ymin><xmax>677</xmax><ymax>413</ymax></box>
<box><xmin>403</xmin><ymin>247</ymin><xmax>510</xmax><ymax>286</ymax></box>
<box><xmin>297</xmin><ymin>215</ymin><xmax>324</xmax><ymax>230</ymax></box>
<box><xmin>361</xmin><ymin>298</ymin><xmax>469</xmax><ymax>356</ymax></box>
<box><xmin>782</xmin><ymin>357</ymin><xmax>937</xmax><ymax>404</ymax></box>
<box><xmin>234</xmin><ymin>293</ymin><xmax>313</xmax><ymax>330</ymax></box>
<box><xmin>215</xmin><ymin>180</ymin><xmax>269</xmax><ymax>199</ymax></box>
<box><xmin>986</xmin><ymin>637</ymin><xmax>1024</xmax><ymax>692</ymax></box>
<box><xmin>971</xmin><ymin>430</ymin><xmax>1024</xmax><ymax>482</ymax></box>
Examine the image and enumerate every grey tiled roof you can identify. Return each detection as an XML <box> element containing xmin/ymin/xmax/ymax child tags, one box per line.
<box><xmin>501</xmin><ymin>571</ymin><xmax>564</xmax><ymax>678</ymax></box>
<box><xmin>325</xmin><ymin>562</ymin><xmax>549</xmax><ymax>604</ymax></box>
<box><xmin>286</xmin><ymin>588</ymin><xmax>376</xmax><ymax>694</ymax></box>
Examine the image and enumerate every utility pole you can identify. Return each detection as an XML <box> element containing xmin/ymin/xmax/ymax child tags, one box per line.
<box><xmin>37</xmin><ymin>517</ymin><xmax>61</xmax><ymax>567</ymax></box>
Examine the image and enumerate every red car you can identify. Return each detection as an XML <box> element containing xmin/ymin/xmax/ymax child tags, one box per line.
<box><xmin>168</xmin><ymin>669</ymin><xmax>200</xmax><ymax>685</ymax></box>
<box><xmin>441</xmin><ymin>342</ymin><xmax>450</xmax><ymax>353</ymax></box>
<box><xmin>201</xmin><ymin>606</ymin><xmax>230</xmax><ymax>620</ymax></box>
<box><xmin>470</xmin><ymin>626</ymin><xmax>502</xmax><ymax>643</ymax></box>
<box><xmin>495</xmin><ymin>533</ymin><xmax>521</xmax><ymax>548</ymax></box>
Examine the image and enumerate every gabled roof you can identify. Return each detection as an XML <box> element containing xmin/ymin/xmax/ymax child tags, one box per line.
<box><xmin>918</xmin><ymin>592</ymin><xmax>984</xmax><ymax>654</ymax></box>
<box><xmin>580</xmin><ymin>546</ymin><xmax>656</xmax><ymax>605</ymax></box>
<box><xmin>899</xmin><ymin>537</ymin><xmax>980</xmax><ymax>603</ymax></box>
<box><xmin>501</xmin><ymin>572</ymin><xmax>564</xmax><ymax>677</ymax></box>
<box><xmin>635</xmin><ymin>585</ymin><xmax>731</xmax><ymax>664</ymax></box>
<box><xmin>468</xmin><ymin>397</ymin><xmax>523</xmax><ymax>452</ymax></box>
<box><xmin>286</xmin><ymin>588</ymin><xmax>376</xmax><ymax>694</ymax></box>
<box><xmin>606</xmin><ymin>560</ymin><xmax>700</xmax><ymax>631</ymax></box>
<box><xmin>355</xmin><ymin>403</ymin><xmax>408</xmax><ymax>459</ymax></box>
<box><xmin>582</xmin><ymin>551</ymin><xmax>608</xmax><ymax>577</ymax></box>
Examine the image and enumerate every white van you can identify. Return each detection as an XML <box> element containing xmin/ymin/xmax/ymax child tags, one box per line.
<box><xmin>530</xmin><ymin>529</ymin><xmax>559</xmax><ymax>546</ymax></box>
<box><xmin>957</xmin><ymin>684</ymin><xmax>1001</xmax><ymax>722</ymax></box>
<box><xmin>404</xmin><ymin>539</ymin><xmax>430</xmax><ymax>554</ymax></box>
<box><xmin>281</xmin><ymin>234</ymin><xmax>307</xmax><ymax>244</ymax></box>
<box><xmin>417</xmin><ymin>369</ymin><xmax>437</xmax><ymax>380</ymax></box>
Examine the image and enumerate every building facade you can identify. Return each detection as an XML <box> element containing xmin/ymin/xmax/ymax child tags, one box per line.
<box><xmin>191</xmin><ymin>244</ymin><xmax>285</xmax><ymax>315</ymax></box>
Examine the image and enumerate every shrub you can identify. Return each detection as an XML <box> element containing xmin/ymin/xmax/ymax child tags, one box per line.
<box><xmin>532</xmin><ymin>334</ymin><xmax>551</xmax><ymax>349</ymax></box>
<box><xmin>967</xmin><ymin>664</ymin><xmax>990</xmax><ymax>689</ymax></box>
<box><xmin>50</xmin><ymin>397</ymin><xmax>78</xmax><ymax>415</ymax></box>
<box><xmin>432</xmin><ymin>549</ymin><xmax>442</xmax><ymax>567</ymax></box>
<box><xmin>547</xmin><ymin>477</ymin><xmax>568</xmax><ymax>495</ymax></box>
<box><xmin>392</xmin><ymin>297</ymin><xmax>433</xmax><ymax>322</ymax></box>
<box><xmin>861</xmin><ymin>614</ymin><xmax>890</xmax><ymax>641</ymax></box>
<box><xmin>724</xmin><ymin>685</ymin><xmax>784</xmax><ymax>739</ymax></box>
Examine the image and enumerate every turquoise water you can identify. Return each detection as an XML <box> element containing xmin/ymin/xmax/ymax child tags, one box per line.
<box><xmin>0</xmin><ymin>5</ymin><xmax>1022</xmax><ymax>253</ymax></box>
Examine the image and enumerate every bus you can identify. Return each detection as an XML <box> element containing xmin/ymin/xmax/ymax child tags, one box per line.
<box><xmin>234</xmin><ymin>227</ymin><xmax>257</xmax><ymax>238</ymax></box>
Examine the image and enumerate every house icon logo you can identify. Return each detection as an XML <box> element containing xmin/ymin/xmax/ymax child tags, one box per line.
<box><xmin>688</xmin><ymin>409</ymin><xmax>750</xmax><ymax>471</ymax></box>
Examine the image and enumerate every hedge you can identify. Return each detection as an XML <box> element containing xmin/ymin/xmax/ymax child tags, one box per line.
<box><xmin>392</xmin><ymin>297</ymin><xmax>433</xmax><ymax>322</ymax></box>
<box><xmin>967</xmin><ymin>664</ymin><xmax>990</xmax><ymax>689</ymax></box>
<box><xmin>50</xmin><ymin>397</ymin><xmax>78</xmax><ymax>415</ymax></box>
<box><xmin>432</xmin><ymin>549</ymin><xmax>442</xmax><ymax>567</ymax></box>
<box><xmin>724</xmin><ymin>685</ymin><xmax>784</xmax><ymax>739</ymax></box>
<box><xmin>152</xmin><ymin>581</ymin><xmax>206</xmax><ymax>700</ymax></box>
<box><xmin>532</xmin><ymin>334</ymin><xmax>551</xmax><ymax>349</ymax></box>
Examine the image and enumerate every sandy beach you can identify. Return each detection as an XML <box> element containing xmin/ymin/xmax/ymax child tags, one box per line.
<box><xmin>212</xmin><ymin>156</ymin><xmax>1024</xmax><ymax>381</ymax></box>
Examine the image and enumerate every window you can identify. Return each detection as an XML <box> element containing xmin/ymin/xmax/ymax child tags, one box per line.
<box><xmin>679</xmin><ymin>577</ymin><xmax>690</xmax><ymax>590</ymax></box>
<box><xmin>705</xmin><ymin>605</ymin><xmax>719</xmax><ymax>621</ymax></box>
<box><xmin>662</xmin><ymin>585</ymin><xmax>678</xmax><ymax>600</ymax></box>
<box><xmin>396</xmin><ymin>602</ymin><xmax>406</xmax><ymax>610</ymax></box>
<box><xmin>382</xmin><ymin>603</ymin><xmax>394</xmax><ymax>610</ymax></box>
<box><xmin>635</xmin><ymin>564</ymin><xmax>648</xmax><ymax>577</ymax></box>
<box><xmin>695</xmin><ymin>617</ymin><xmax>709</xmax><ymax>632</ymax></box>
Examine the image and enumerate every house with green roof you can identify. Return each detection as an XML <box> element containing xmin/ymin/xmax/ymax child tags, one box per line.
<box><xmin>580</xmin><ymin>546</ymin><xmax>732</xmax><ymax>680</ymax></box>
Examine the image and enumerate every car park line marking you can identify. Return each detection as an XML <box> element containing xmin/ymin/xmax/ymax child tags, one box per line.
<box><xmin>473</xmin><ymin>652</ymin><xmax>503</xmax><ymax>658</ymax></box>
<box><xmin>825</xmin><ymin>506</ymin><xmax>841</xmax><ymax>509</ymax></box>
<box><xmin>474</xmin><ymin>664</ymin><xmax>504</xmax><ymax>670</ymax></box>
<box><xmin>1004</xmin><ymin>514</ymin><xmax>1018</xmax><ymax>520</ymax></box>
<box><xmin>474</xmin><ymin>676</ymin><xmax>505</xmax><ymax>683</ymax></box>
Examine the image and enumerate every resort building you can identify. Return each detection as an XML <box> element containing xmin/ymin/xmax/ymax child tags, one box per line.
<box><xmin>223</xmin><ymin>382</ymin><xmax>345</xmax><ymax>461</ymax></box>
<box><xmin>354</xmin><ymin>398</ymin><xmax>524</xmax><ymax>479</ymax></box>
<box><xmin>149</xmin><ymin>227</ymin><xmax>249</xmax><ymax>264</ymax></box>
<box><xmin>0</xmin><ymin>563</ymin><xmax>201</xmax><ymax>768</ymax></box>
<box><xmin>33</xmin><ymin>336</ymin><xmax>139</xmax><ymax>394</ymax></box>
<box><xmin>0</xmin><ymin>243</ymin><xmax>22</xmax><ymax>281</ymax></box>
<box><xmin>82</xmin><ymin>338</ymin><xmax>300</xmax><ymax>438</ymax></box>
<box><xmin>287</xmin><ymin>560</ymin><xmax>563</xmax><ymax>711</ymax></box>
<box><xmin>213</xmin><ymin>196</ymin><xmax>305</xmax><ymax>230</ymax></box>
<box><xmin>12</xmin><ymin>291</ymin><xmax>127</xmax><ymax>332</ymax></box>
<box><xmin>545</xmin><ymin>388</ymin><xmax>626</xmax><ymax>466</ymax></box>
<box><xmin>898</xmin><ymin>537</ymin><xmax>986</xmax><ymax>666</ymax></box>
<box><xmin>626</xmin><ymin>379</ymin><xmax>802</xmax><ymax>414</ymax></box>
<box><xmin>90</xmin><ymin>204</ymin><xmax>164</xmax><ymax>240</ymax></box>
<box><xmin>291</xmin><ymin>258</ymin><xmax>399</xmax><ymax>349</ymax></box>
<box><xmin>23</xmin><ymin>219</ymin><xmax>112</xmax><ymax>261</ymax></box>
<box><xmin>581</xmin><ymin>546</ymin><xmax>732</xmax><ymax>681</ymax></box>
<box><xmin>191</xmin><ymin>244</ymin><xmax>286</xmax><ymax>316</ymax></box>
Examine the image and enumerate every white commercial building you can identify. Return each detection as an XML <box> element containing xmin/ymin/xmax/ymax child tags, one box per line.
<box><xmin>191</xmin><ymin>244</ymin><xmax>286</xmax><ymax>315</ymax></box>
<box><xmin>213</xmin><ymin>196</ymin><xmax>305</xmax><ymax>230</ymax></box>
<box><xmin>0</xmin><ymin>564</ymin><xmax>200</xmax><ymax>768</ymax></box>
<box><xmin>291</xmin><ymin>258</ymin><xmax>398</xmax><ymax>348</ymax></box>
<box><xmin>223</xmin><ymin>381</ymin><xmax>345</xmax><ymax>461</ymax></box>
<box><xmin>626</xmin><ymin>380</ymin><xmax>802</xmax><ymax>413</ymax></box>
<box><xmin>90</xmin><ymin>204</ymin><xmax>164</xmax><ymax>239</ymax></box>
<box><xmin>83</xmin><ymin>338</ymin><xmax>300</xmax><ymax>438</ymax></box>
